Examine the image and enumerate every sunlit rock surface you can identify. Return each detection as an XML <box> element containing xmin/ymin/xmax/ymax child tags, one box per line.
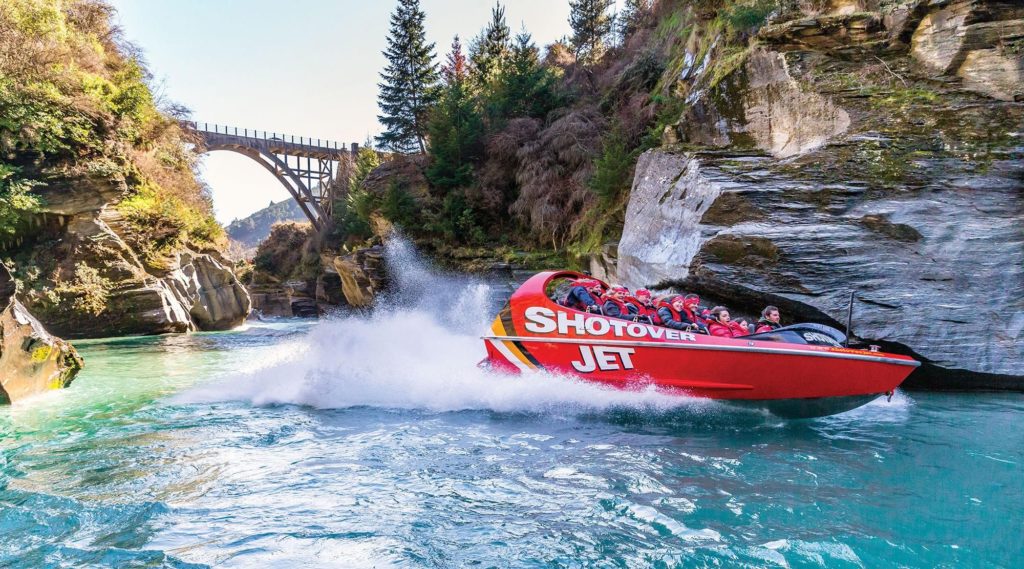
<box><xmin>0</xmin><ymin>265</ymin><xmax>82</xmax><ymax>404</ymax></box>
<box><xmin>167</xmin><ymin>252</ymin><xmax>252</xmax><ymax>331</ymax></box>
<box><xmin>331</xmin><ymin>246</ymin><xmax>388</xmax><ymax>307</ymax></box>
<box><xmin>677</xmin><ymin>49</ymin><xmax>851</xmax><ymax>158</ymax></box>
<box><xmin>618</xmin><ymin>152</ymin><xmax>727</xmax><ymax>286</ymax></box>
<box><xmin>910</xmin><ymin>0</ymin><xmax>1024</xmax><ymax>101</ymax></box>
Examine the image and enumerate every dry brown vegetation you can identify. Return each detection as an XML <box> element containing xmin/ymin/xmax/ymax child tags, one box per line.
<box><xmin>253</xmin><ymin>221</ymin><xmax>316</xmax><ymax>281</ymax></box>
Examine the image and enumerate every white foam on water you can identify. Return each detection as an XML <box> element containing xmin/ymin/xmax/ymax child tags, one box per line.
<box><xmin>180</xmin><ymin>237</ymin><xmax>700</xmax><ymax>415</ymax></box>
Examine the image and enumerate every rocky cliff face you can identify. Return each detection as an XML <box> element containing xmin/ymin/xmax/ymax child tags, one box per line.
<box><xmin>329</xmin><ymin>245</ymin><xmax>390</xmax><ymax>308</ymax></box>
<box><xmin>608</xmin><ymin>0</ymin><xmax>1023</xmax><ymax>387</ymax></box>
<box><xmin>0</xmin><ymin>265</ymin><xmax>82</xmax><ymax>403</ymax></box>
<box><xmin>13</xmin><ymin>183</ymin><xmax>251</xmax><ymax>339</ymax></box>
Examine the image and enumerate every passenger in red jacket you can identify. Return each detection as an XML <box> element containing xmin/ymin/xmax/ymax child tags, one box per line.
<box><xmin>755</xmin><ymin>305</ymin><xmax>782</xmax><ymax>333</ymax></box>
<box><xmin>707</xmin><ymin>306</ymin><xmax>751</xmax><ymax>338</ymax></box>
<box><xmin>627</xmin><ymin>289</ymin><xmax>661</xmax><ymax>324</ymax></box>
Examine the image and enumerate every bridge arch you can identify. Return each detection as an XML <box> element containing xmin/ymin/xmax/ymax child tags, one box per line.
<box><xmin>184</xmin><ymin>122</ymin><xmax>358</xmax><ymax>231</ymax></box>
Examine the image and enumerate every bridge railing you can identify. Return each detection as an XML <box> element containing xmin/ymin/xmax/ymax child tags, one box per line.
<box><xmin>182</xmin><ymin>121</ymin><xmax>356</xmax><ymax>152</ymax></box>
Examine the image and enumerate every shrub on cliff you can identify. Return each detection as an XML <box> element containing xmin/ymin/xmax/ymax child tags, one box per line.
<box><xmin>254</xmin><ymin>222</ymin><xmax>315</xmax><ymax>280</ymax></box>
<box><xmin>0</xmin><ymin>0</ymin><xmax>222</xmax><ymax>255</ymax></box>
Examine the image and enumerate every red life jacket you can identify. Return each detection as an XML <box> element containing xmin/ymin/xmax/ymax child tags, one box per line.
<box><xmin>627</xmin><ymin>297</ymin><xmax>660</xmax><ymax>324</ymax></box>
<box><xmin>563</xmin><ymin>283</ymin><xmax>602</xmax><ymax>312</ymax></box>
<box><xmin>604</xmin><ymin>297</ymin><xmax>630</xmax><ymax>317</ymax></box>
<box><xmin>682</xmin><ymin>305</ymin><xmax>707</xmax><ymax>326</ymax></box>
<box><xmin>657</xmin><ymin>300</ymin><xmax>682</xmax><ymax>323</ymax></box>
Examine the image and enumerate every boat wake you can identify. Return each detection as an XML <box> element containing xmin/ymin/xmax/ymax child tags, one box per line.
<box><xmin>180</xmin><ymin>238</ymin><xmax>708</xmax><ymax>415</ymax></box>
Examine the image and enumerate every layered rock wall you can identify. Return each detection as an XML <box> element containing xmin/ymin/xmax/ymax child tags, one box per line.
<box><xmin>24</xmin><ymin>248</ymin><xmax>251</xmax><ymax>339</ymax></box>
<box><xmin>15</xmin><ymin>190</ymin><xmax>251</xmax><ymax>339</ymax></box>
<box><xmin>617</xmin><ymin>149</ymin><xmax>1022</xmax><ymax>384</ymax></box>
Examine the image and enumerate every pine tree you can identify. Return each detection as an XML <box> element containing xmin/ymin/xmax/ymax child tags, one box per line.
<box><xmin>488</xmin><ymin>31</ymin><xmax>560</xmax><ymax>121</ymax></box>
<box><xmin>617</xmin><ymin>0</ymin><xmax>652</xmax><ymax>43</ymax></box>
<box><xmin>376</xmin><ymin>0</ymin><xmax>439</xmax><ymax>154</ymax></box>
<box><xmin>428</xmin><ymin>36</ymin><xmax>484</xmax><ymax>190</ymax></box>
<box><xmin>568</xmin><ymin>0</ymin><xmax>615</xmax><ymax>66</ymax></box>
<box><xmin>468</xmin><ymin>2</ymin><xmax>511</xmax><ymax>89</ymax></box>
<box><xmin>441</xmin><ymin>35</ymin><xmax>468</xmax><ymax>83</ymax></box>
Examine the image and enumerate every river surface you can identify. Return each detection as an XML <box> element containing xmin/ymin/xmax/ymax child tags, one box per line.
<box><xmin>2</xmin><ymin>245</ymin><xmax>1022</xmax><ymax>568</ymax></box>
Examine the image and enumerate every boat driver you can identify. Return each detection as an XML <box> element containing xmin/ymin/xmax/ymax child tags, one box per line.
<box><xmin>755</xmin><ymin>305</ymin><xmax>783</xmax><ymax>333</ymax></box>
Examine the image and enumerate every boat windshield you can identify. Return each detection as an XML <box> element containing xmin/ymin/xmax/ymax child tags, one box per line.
<box><xmin>746</xmin><ymin>323</ymin><xmax>847</xmax><ymax>346</ymax></box>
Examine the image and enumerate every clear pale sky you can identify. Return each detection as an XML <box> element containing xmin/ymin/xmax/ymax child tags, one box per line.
<box><xmin>110</xmin><ymin>0</ymin><xmax>585</xmax><ymax>223</ymax></box>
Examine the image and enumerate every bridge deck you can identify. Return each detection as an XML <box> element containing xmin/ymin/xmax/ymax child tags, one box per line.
<box><xmin>181</xmin><ymin>121</ymin><xmax>362</xmax><ymax>230</ymax></box>
<box><xmin>182</xmin><ymin>122</ymin><xmax>357</xmax><ymax>159</ymax></box>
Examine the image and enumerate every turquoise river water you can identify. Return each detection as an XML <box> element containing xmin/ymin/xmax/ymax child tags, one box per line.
<box><xmin>1</xmin><ymin>247</ymin><xmax>1022</xmax><ymax>568</ymax></box>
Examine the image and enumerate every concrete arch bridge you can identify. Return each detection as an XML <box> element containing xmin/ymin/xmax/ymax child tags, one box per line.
<box><xmin>183</xmin><ymin>122</ymin><xmax>360</xmax><ymax>231</ymax></box>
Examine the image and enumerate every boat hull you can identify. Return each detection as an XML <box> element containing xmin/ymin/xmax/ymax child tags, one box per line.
<box><xmin>483</xmin><ymin>271</ymin><xmax>920</xmax><ymax>418</ymax></box>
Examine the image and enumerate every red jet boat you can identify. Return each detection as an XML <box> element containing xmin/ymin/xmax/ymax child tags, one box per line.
<box><xmin>482</xmin><ymin>271</ymin><xmax>919</xmax><ymax>418</ymax></box>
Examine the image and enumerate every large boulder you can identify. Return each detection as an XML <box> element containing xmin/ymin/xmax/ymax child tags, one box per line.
<box><xmin>0</xmin><ymin>265</ymin><xmax>82</xmax><ymax>404</ymax></box>
<box><xmin>330</xmin><ymin>245</ymin><xmax>388</xmax><ymax>307</ymax></box>
<box><xmin>167</xmin><ymin>251</ymin><xmax>252</xmax><ymax>331</ymax></box>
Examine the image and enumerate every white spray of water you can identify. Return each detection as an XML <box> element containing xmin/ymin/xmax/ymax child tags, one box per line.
<box><xmin>181</xmin><ymin>238</ymin><xmax>700</xmax><ymax>414</ymax></box>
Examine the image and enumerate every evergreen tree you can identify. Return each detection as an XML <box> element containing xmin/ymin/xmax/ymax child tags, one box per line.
<box><xmin>488</xmin><ymin>31</ymin><xmax>560</xmax><ymax>121</ymax></box>
<box><xmin>568</xmin><ymin>0</ymin><xmax>615</xmax><ymax>65</ymax></box>
<box><xmin>331</xmin><ymin>145</ymin><xmax>381</xmax><ymax>242</ymax></box>
<box><xmin>376</xmin><ymin>0</ymin><xmax>439</xmax><ymax>154</ymax></box>
<box><xmin>441</xmin><ymin>35</ymin><xmax>468</xmax><ymax>83</ymax></box>
<box><xmin>427</xmin><ymin>36</ymin><xmax>484</xmax><ymax>190</ymax></box>
<box><xmin>617</xmin><ymin>0</ymin><xmax>652</xmax><ymax>43</ymax></box>
<box><xmin>468</xmin><ymin>2</ymin><xmax>511</xmax><ymax>89</ymax></box>
<box><xmin>349</xmin><ymin>145</ymin><xmax>381</xmax><ymax>195</ymax></box>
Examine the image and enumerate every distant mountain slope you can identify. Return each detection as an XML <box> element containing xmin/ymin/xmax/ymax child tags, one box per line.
<box><xmin>226</xmin><ymin>199</ymin><xmax>309</xmax><ymax>250</ymax></box>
